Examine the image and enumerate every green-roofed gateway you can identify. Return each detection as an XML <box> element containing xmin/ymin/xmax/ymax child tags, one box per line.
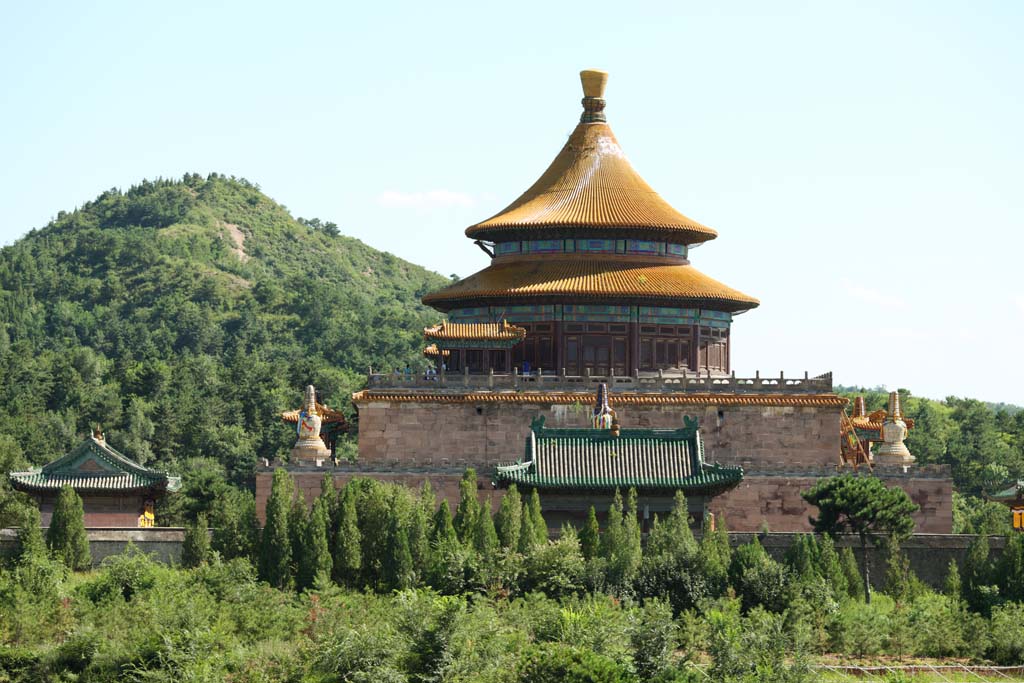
<box><xmin>9</xmin><ymin>428</ymin><xmax>180</xmax><ymax>528</ymax></box>
<box><xmin>493</xmin><ymin>384</ymin><xmax>743</xmax><ymax>529</ymax></box>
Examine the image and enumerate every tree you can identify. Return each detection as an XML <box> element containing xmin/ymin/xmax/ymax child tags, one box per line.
<box><xmin>494</xmin><ymin>484</ymin><xmax>522</xmax><ymax>550</ymax></box>
<box><xmin>528</xmin><ymin>489</ymin><xmax>547</xmax><ymax>546</ymax></box>
<box><xmin>46</xmin><ymin>485</ymin><xmax>91</xmax><ymax>570</ymax></box>
<box><xmin>258</xmin><ymin>468</ymin><xmax>293</xmax><ymax>588</ymax></box>
<box><xmin>209</xmin><ymin>488</ymin><xmax>260</xmax><ymax>562</ymax></box>
<box><xmin>840</xmin><ymin>547</ymin><xmax>864</xmax><ymax>601</ymax></box>
<box><xmin>453</xmin><ymin>469</ymin><xmax>480</xmax><ymax>544</ymax></box>
<box><xmin>802</xmin><ymin>475</ymin><xmax>919</xmax><ymax>603</ymax></box>
<box><xmin>332</xmin><ymin>485</ymin><xmax>361</xmax><ymax>586</ymax></box>
<box><xmin>698</xmin><ymin>513</ymin><xmax>731</xmax><ymax>597</ymax></box>
<box><xmin>431</xmin><ymin>499</ymin><xmax>458</xmax><ymax>546</ymax></box>
<box><xmin>15</xmin><ymin>503</ymin><xmax>45</xmax><ymax>561</ymax></box>
<box><xmin>472</xmin><ymin>498</ymin><xmax>499</xmax><ymax>557</ymax></box>
<box><xmin>384</xmin><ymin>510</ymin><xmax>414</xmax><ymax>590</ymax></box>
<box><xmin>181</xmin><ymin>512</ymin><xmax>211</xmax><ymax>568</ymax></box>
<box><xmin>297</xmin><ymin>496</ymin><xmax>332</xmax><ymax>592</ymax></box>
<box><xmin>518</xmin><ymin>500</ymin><xmax>537</xmax><ymax>554</ymax></box>
<box><xmin>408</xmin><ymin>482</ymin><xmax>434</xmax><ymax>580</ymax></box>
<box><xmin>580</xmin><ymin>505</ymin><xmax>600</xmax><ymax>561</ymax></box>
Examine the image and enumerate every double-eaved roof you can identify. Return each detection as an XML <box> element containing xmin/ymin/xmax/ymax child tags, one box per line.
<box><xmin>494</xmin><ymin>415</ymin><xmax>742</xmax><ymax>494</ymax></box>
<box><xmin>9</xmin><ymin>434</ymin><xmax>180</xmax><ymax>494</ymax></box>
<box><xmin>423</xmin><ymin>320</ymin><xmax>527</xmax><ymax>349</ymax></box>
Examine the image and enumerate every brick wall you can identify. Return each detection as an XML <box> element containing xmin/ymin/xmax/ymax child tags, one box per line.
<box><xmin>356</xmin><ymin>400</ymin><xmax>842</xmax><ymax>470</ymax></box>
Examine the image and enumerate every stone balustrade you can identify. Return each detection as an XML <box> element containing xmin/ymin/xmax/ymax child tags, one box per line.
<box><xmin>366</xmin><ymin>368</ymin><xmax>833</xmax><ymax>394</ymax></box>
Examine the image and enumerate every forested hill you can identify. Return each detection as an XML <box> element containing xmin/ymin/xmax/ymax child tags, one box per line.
<box><xmin>0</xmin><ymin>174</ymin><xmax>448</xmax><ymax>486</ymax></box>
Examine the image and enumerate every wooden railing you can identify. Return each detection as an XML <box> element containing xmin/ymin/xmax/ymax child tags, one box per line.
<box><xmin>366</xmin><ymin>369</ymin><xmax>834</xmax><ymax>394</ymax></box>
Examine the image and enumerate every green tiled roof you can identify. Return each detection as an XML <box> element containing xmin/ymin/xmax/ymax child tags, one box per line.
<box><xmin>9</xmin><ymin>436</ymin><xmax>181</xmax><ymax>494</ymax></box>
<box><xmin>494</xmin><ymin>416</ymin><xmax>743</xmax><ymax>493</ymax></box>
<box><xmin>989</xmin><ymin>481</ymin><xmax>1024</xmax><ymax>503</ymax></box>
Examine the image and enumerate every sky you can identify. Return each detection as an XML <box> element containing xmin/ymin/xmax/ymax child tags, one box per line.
<box><xmin>0</xmin><ymin>1</ymin><xmax>1021</xmax><ymax>405</ymax></box>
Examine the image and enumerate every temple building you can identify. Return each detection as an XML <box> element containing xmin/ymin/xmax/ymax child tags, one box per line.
<box><xmin>422</xmin><ymin>70</ymin><xmax>757</xmax><ymax>377</ymax></box>
<box><xmin>258</xmin><ymin>69</ymin><xmax>954</xmax><ymax>534</ymax></box>
<box><xmin>9</xmin><ymin>428</ymin><xmax>180</xmax><ymax>527</ymax></box>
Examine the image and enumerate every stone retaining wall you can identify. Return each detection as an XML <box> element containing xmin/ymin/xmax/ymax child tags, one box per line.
<box><xmin>0</xmin><ymin>528</ymin><xmax>185</xmax><ymax>566</ymax></box>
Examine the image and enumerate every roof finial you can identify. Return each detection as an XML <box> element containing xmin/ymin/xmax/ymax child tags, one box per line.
<box><xmin>92</xmin><ymin>424</ymin><xmax>105</xmax><ymax>444</ymax></box>
<box><xmin>580</xmin><ymin>69</ymin><xmax>608</xmax><ymax>123</ymax></box>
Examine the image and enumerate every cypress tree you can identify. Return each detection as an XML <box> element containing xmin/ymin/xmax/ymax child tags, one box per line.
<box><xmin>16</xmin><ymin>505</ymin><xmax>45</xmax><ymax>561</ymax></box>
<box><xmin>620</xmin><ymin>487</ymin><xmax>642</xmax><ymax>584</ymax></box>
<box><xmin>528</xmin><ymin>489</ymin><xmax>547</xmax><ymax>546</ymax></box>
<box><xmin>579</xmin><ymin>505</ymin><xmax>600</xmax><ymax>561</ymax></box>
<box><xmin>46</xmin><ymin>485</ymin><xmax>90</xmax><ymax>570</ymax></box>
<box><xmin>601</xmin><ymin>489</ymin><xmax>626</xmax><ymax>563</ymax></box>
<box><xmin>660</xmin><ymin>491</ymin><xmax>696</xmax><ymax>558</ymax></box>
<box><xmin>473</xmin><ymin>497</ymin><xmax>499</xmax><ymax>556</ymax></box>
<box><xmin>494</xmin><ymin>484</ymin><xmax>522</xmax><ymax>550</ymax></box>
<box><xmin>431</xmin><ymin>499</ymin><xmax>458</xmax><ymax>546</ymax></box>
<box><xmin>784</xmin><ymin>534</ymin><xmax>820</xmax><ymax>579</ymax></box>
<box><xmin>839</xmin><ymin>547</ymin><xmax>864</xmax><ymax>601</ymax></box>
<box><xmin>408</xmin><ymin>482</ymin><xmax>434</xmax><ymax>579</ymax></box>
<box><xmin>258</xmin><ymin>468</ymin><xmax>293</xmax><ymax>588</ymax></box>
<box><xmin>384</xmin><ymin>509</ymin><xmax>414</xmax><ymax>590</ymax></box>
<box><xmin>210</xmin><ymin>488</ymin><xmax>260</xmax><ymax>562</ymax></box>
<box><xmin>698</xmin><ymin>512</ymin><xmax>730</xmax><ymax>596</ymax></box>
<box><xmin>288</xmin><ymin>490</ymin><xmax>308</xmax><ymax>575</ymax></box>
<box><xmin>944</xmin><ymin>559</ymin><xmax>962</xmax><ymax>600</ymax></box>
<box><xmin>332</xmin><ymin>485</ymin><xmax>361</xmax><ymax>586</ymax></box>
<box><xmin>297</xmin><ymin>496</ymin><xmax>333</xmax><ymax>592</ymax></box>
<box><xmin>320</xmin><ymin>472</ymin><xmax>339</xmax><ymax>535</ymax></box>
<box><xmin>181</xmin><ymin>512</ymin><xmax>211</xmax><ymax>568</ymax></box>
<box><xmin>998</xmin><ymin>532</ymin><xmax>1024</xmax><ymax>602</ymax></box>
<box><xmin>962</xmin><ymin>533</ymin><xmax>994</xmax><ymax>613</ymax></box>
<box><xmin>453</xmin><ymin>468</ymin><xmax>480</xmax><ymax>544</ymax></box>
<box><xmin>816</xmin><ymin>534</ymin><xmax>848</xmax><ymax>598</ymax></box>
<box><xmin>518</xmin><ymin>500</ymin><xmax>537</xmax><ymax>554</ymax></box>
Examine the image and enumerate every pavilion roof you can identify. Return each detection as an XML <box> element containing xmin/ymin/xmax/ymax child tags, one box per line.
<box><xmin>465</xmin><ymin>71</ymin><xmax>718</xmax><ymax>244</ymax></box>
<box><xmin>423</xmin><ymin>344</ymin><xmax>451</xmax><ymax>357</ymax></box>
<box><xmin>422</xmin><ymin>258</ymin><xmax>759</xmax><ymax>312</ymax></box>
<box><xmin>9</xmin><ymin>434</ymin><xmax>180</xmax><ymax>494</ymax></box>
<box><xmin>423</xmin><ymin>320</ymin><xmax>527</xmax><ymax>347</ymax></box>
<box><xmin>494</xmin><ymin>415</ymin><xmax>743</xmax><ymax>493</ymax></box>
<box><xmin>281</xmin><ymin>402</ymin><xmax>347</xmax><ymax>425</ymax></box>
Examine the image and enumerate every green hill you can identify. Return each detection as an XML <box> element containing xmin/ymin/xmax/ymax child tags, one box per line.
<box><xmin>0</xmin><ymin>174</ymin><xmax>448</xmax><ymax>486</ymax></box>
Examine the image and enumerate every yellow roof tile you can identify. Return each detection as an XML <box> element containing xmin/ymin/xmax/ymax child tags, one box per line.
<box><xmin>464</xmin><ymin>74</ymin><xmax>718</xmax><ymax>243</ymax></box>
<box><xmin>353</xmin><ymin>390</ymin><xmax>847</xmax><ymax>408</ymax></box>
<box><xmin>423</xmin><ymin>320</ymin><xmax>527</xmax><ymax>341</ymax></box>
<box><xmin>422</xmin><ymin>258</ymin><xmax>759</xmax><ymax>312</ymax></box>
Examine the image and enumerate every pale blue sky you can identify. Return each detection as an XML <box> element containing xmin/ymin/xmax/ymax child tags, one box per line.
<box><xmin>1</xmin><ymin>1</ymin><xmax>1021</xmax><ymax>404</ymax></box>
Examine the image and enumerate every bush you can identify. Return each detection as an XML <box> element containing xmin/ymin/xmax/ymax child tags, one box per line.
<box><xmin>833</xmin><ymin>597</ymin><xmax>889</xmax><ymax>657</ymax></box>
<box><xmin>989</xmin><ymin>602</ymin><xmax>1024</xmax><ymax>664</ymax></box>
<box><xmin>728</xmin><ymin>540</ymin><xmax>792</xmax><ymax>613</ymax></box>
<box><xmin>521</xmin><ymin>530</ymin><xmax>585</xmax><ymax>598</ymax></box>
<box><xmin>515</xmin><ymin>642</ymin><xmax>634</xmax><ymax>683</ymax></box>
<box><xmin>82</xmin><ymin>544</ymin><xmax>159</xmax><ymax>603</ymax></box>
<box><xmin>630</xmin><ymin>599</ymin><xmax>676</xmax><ymax>680</ymax></box>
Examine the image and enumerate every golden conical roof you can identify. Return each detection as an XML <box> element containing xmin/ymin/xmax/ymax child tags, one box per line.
<box><xmin>422</xmin><ymin>257</ymin><xmax>759</xmax><ymax>312</ymax></box>
<box><xmin>465</xmin><ymin>71</ymin><xmax>718</xmax><ymax>244</ymax></box>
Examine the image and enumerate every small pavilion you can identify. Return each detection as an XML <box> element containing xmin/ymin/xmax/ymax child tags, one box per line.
<box><xmin>493</xmin><ymin>385</ymin><xmax>743</xmax><ymax>529</ymax></box>
<box><xmin>9</xmin><ymin>428</ymin><xmax>180</xmax><ymax>527</ymax></box>
<box><xmin>423</xmin><ymin>320</ymin><xmax>526</xmax><ymax>373</ymax></box>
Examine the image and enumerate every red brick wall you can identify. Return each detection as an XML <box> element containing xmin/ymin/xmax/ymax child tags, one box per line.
<box><xmin>34</xmin><ymin>492</ymin><xmax>146</xmax><ymax>528</ymax></box>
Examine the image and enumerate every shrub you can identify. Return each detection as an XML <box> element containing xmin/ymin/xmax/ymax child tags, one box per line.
<box><xmin>522</xmin><ymin>529</ymin><xmax>585</xmax><ymax>598</ymax></box>
<box><xmin>833</xmin><ymin>598</ymin><xmax>889</xmax><ymax>657</ymax></box>
<box><xmin>630</xmin><ymin>599</ymin><xmax>676</xmax><ymax>680</ymax></box>
<box><xmin>989</xmin><ymin>602</ymin><xmax>1024</xmax><ymax>664</ymax></box>
<box><xmin>515</xmin><ymin>642</ymin><xmax>634</xmax><ymax>683</ymax></box>
<box><xmin>728</xmin><ymin>540</ymin><xmax>792</xmax><ymax>613</ymax></box>
<box><xmin>209</xmin><ymin>488</ymin><xmax>260</xmax><ymax>562</ymax></box>
<box><xmin>82</xmin><ymin>544</ymin><xmax>159</xmax><ymax>602</ymax></box>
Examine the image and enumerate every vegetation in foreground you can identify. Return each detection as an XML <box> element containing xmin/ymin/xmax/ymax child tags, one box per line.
<box><xmin>7</xmin><ymin>474</ymin><xmax>1024</xmax><ymax>681</ymax></box>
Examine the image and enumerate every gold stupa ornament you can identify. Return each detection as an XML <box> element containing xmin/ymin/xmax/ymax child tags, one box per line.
<box><xmin>874</xmin><ymin>391</ymin><xmax>915</xmax><ymax>465</ymax></box>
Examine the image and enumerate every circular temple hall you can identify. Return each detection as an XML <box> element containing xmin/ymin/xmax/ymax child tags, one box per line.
<box><xmin>422</xmin><ymin>70</ymin><xmax>759</xmax><ymax>377</ymax></box>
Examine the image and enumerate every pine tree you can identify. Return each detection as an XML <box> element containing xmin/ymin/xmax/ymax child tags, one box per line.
<box><xmin>46</xmin><ymin>485</ymin><xmax>91</xmax><ymax>570</ymax></box>
<box><xmin>296</xmin><ymin>496</ymin><xmax>332</xmax><ymax>591</ymax></box>
<box><xmin>494</xmin><ymin>484</ymin><xmax>522</xmax><ymax>550</ymax></box>
<box><xmin>258</xmin><ymin>468</ymin><xmax>293</xmax><ymax>588</ymax></box>
<box><xmin>698</xmin><ymin>512</ymin><xmax>730</xmax><ymax>596</ymax></box>
<box><xmin>181</xmin><ymin>512</ymin><xmax>211</xmax><ymax>568</ymax></box>
<box><xmin>518</xmin><ymin>500</ymin><xmax>537</xmax><ymax>554</ymax></box>
<box><xmin>997</xmin><ymin>531</ymin><xmax>1024</xmax><ymax>602</ymax></box>
<box><xmin>962</xmin><ymin>533</ymin><xmax>995</xmax><ymax>613</ymax></box>
<box><xmin>332</xmin><ymin>485</ymin><xmax>361</xmax><ymax>586</ymax></box>
<box><xmin>580</xmin><ymin>505</ymin><xmax>600</xmax><ymax>561</ymax></box>
<box><xmin>320</xmin><ymin>472</ymin><xmax>339</xmax><ymax>532</ymax></box>
<box><xmin>16</xmin><ymin>505</ymin><xmax>45</xmax><ymax>561</ymax></box>
<box><xmin>210</xmin><ymin>488</ymin><xmax>260</xmax><ymax>562</ymax></box>
<box><xmin>473</xmin><ymin>498</ymin><xmax>499</xmax><ymax>556</ymax></box>
<box><xmin>839</xmin><ymin>547</ymin><xmax>864</xmax><ymax>601</ymax></box>
<box><xmin>528</xmin><ymin>489</ymin><xmax>547</xmax><ymax>546</ymax></box>
<box><xmin>384</xmin><ymin>510</ymin><xmax>414</xmax><ymax>590</ymax></box>
<box><xmin>784</xmin><ymin>534</ymin><xmax>820</xmax><ymax>579</ymax></box>
<box><xmin>431</xmin><ymin>499</ymin><xmax>458</xmax><ymax>546</ymax></box>
<box><xmin>453</xmin><ymin>468</ymin><xmax>480</xmax><ymax>544</ymax></box>
<box><xmin>883</xmin><ymin>538</ymin><xmax>912</xmax><ymax>602</ymax></box>
<box><xmin>601</xmin><ymin>489</ymin><xmax>626</xmax><ymax>562</ymax></box>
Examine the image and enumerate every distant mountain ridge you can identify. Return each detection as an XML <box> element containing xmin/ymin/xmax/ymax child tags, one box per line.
<box><xmin>0</xmin><ymin>173</ymin><xmax>448</xmax><ymax>482</ymax></box>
